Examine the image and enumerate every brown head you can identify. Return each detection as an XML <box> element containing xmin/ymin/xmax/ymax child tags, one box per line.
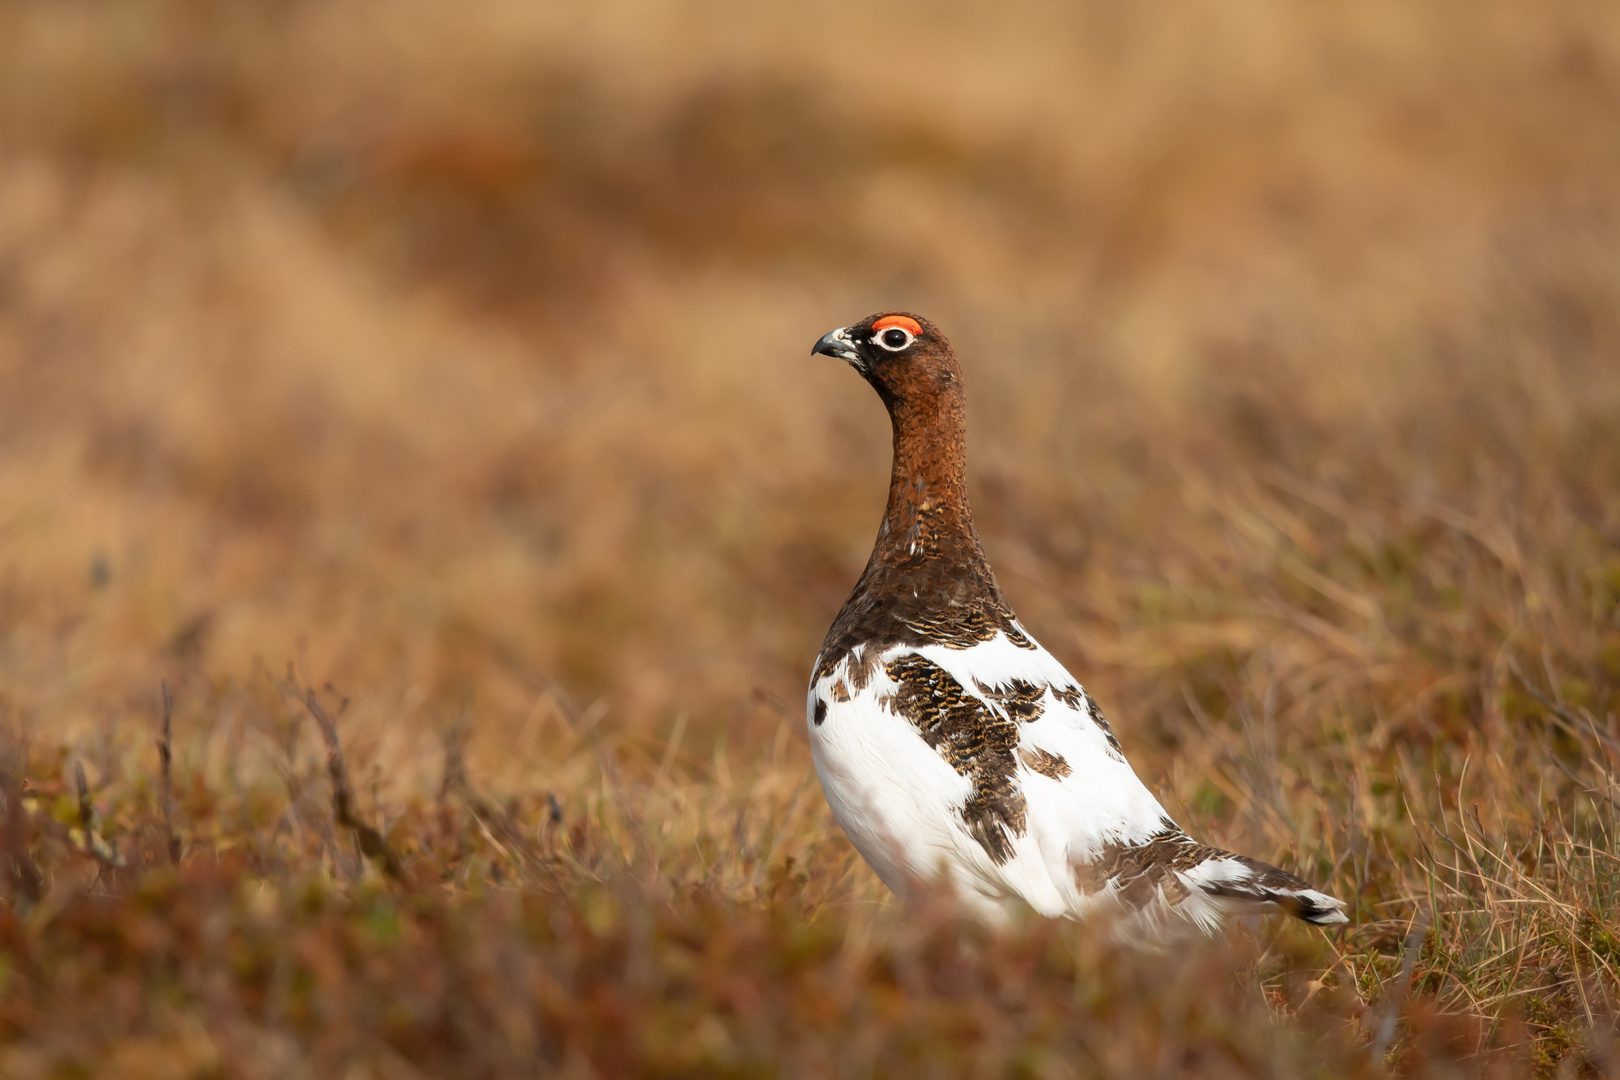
<box><xmin>810</xmin><ymin>312</ymin><xmax>963</xmax><ymax>418</ymax></box>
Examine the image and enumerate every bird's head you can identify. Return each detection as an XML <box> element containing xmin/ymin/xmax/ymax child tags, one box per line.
<box><xmin>811</xmin><ymin>312</ymin><xmax>962</xmax><ymax>411</ymax></box>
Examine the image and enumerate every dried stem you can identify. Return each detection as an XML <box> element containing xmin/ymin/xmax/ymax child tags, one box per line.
<box><xmin>298</xmin><ymin>682</ymin><xmax>403</xmax><ymax>880</ymax></box>
<box><xmin>158</xmin><ymin>681</ymin><xmax>180</xmax><ymax>863</ymax></box>
<box><xmin>1</xmin><ymin>742</ymin><xmax>43</xmax><ymax>909</ymax></box>
<box><xmin>74</xmin><ymin>760</ymin><xmax>123</xmax><ymax>871</ymax></box>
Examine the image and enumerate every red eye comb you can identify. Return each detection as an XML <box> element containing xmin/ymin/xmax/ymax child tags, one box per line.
<box><xmin>872</xmin><ymin>315</ymin><xmax>922</xmax><ymax>336</ymax></box>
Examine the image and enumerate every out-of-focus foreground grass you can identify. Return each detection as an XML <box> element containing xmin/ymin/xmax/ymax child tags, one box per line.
<box><xmin>2</xmin><ymin>0</ymin><xmax>1620</xmax><ymax>1075</ymax></box>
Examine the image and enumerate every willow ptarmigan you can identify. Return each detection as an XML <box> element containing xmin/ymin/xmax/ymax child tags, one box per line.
<box><xmin>806</xmin><ymin>312</ymin><xmax>1347</xmax><ymax>936</ymax></box>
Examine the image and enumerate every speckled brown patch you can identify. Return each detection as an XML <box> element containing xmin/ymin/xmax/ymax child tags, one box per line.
<box><xmin>814</xmin><ymin>595</ymin><xmax>1031</xmax><ymax>683</ymax></box>
<box><xmin>1085</xmin><ymin>698</ymin><xmax>1125</xmax><ymax>756</ymax></box>
<box><xmin>1048</xmin><ymin>685</ymin><xmax>1123</xmax><ymax>757</ymax></box>
<box><xmin>976</xmin><ymin>678</ymin><xmax>1047</xmax><ymax>722</ymax></box>
<box><xmin>1052</xmin><ymin>685</ymin><xmax>1083</xmax><ymax>710</ymax></box>
<box><xmin>1019</xmin><ymin>746</ymin><xmax>1071</xmax><ymax>779</ymax></box>
<box><xmin>815</xmin><ymin>644</ymin><xmax>881</xmax><ymax>691</ymax></box>
<box><xmin>1076</xmin><ymin>825</ymin><xmax>1215</xmax><ymax>907</ymax></box>
<box><xmin>883</xmin><ymin>653</ymin><xmax>1026</xmax><ymax>864</ymax></box>
<box><xmin>831</xmin><ymin>680</ymin><xmax>851</xmax><ymax>702</ymax></box>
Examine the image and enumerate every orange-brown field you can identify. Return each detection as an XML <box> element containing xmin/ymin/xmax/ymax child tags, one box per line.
<box><xmin>3</xmin><ymin>1</ymin><xmax>1620</xmax><ymax>1076</ymax></box>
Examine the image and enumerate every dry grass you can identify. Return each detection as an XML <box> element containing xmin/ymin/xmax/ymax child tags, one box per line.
<box><xmin>2</xmin><ymin>0</ymin><xmax>1620</xmax><ymax>1075</ymax></box>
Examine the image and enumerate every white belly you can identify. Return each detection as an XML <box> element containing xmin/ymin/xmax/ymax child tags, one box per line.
<box><xmin>809</xmin><ymin>674</ymin><xmax>968</xmax><ymax>888</ymax></box>
<box><xmin>806</xmin><ymin>645</ymin><xmax>1082</xmax><ymax>922</ymax></box>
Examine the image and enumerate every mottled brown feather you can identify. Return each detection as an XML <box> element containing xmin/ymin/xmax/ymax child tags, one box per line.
<box><xmin>883</xmin><ymin>653</ymin><xmax>1027</xmax><ymax>864</ymax></box>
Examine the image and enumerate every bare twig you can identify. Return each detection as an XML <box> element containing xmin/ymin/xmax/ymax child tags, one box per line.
<box><xmin>1</xmin><ymin>740</ymin><xmax>43</xmax><ymax>909</ymax></box>
<box><xmin>73</xmin><ymin>760</ymin><xmax>123</xmax><ymax>871</ymax></box>
<box><xmin>440</xmin><ymin>723</ymin><xmax>468</xmax><ymax>803</ymax></box>
<box><xmin>297</xmin><ymin>683</ymin><xmax>403</xmax><ymax>880</ymax></box>
<box><xmin>158</xmin><ymin>682</ymin><xmax>180</xmax><ymax>863</ymax></box>
<box><xmin>75</xmin><ymin>759</ymin><xmax>93</xmax><ymax>835</ymax></box>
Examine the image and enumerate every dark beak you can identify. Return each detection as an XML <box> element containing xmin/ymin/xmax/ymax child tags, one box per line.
<box><xmin>812</xmin><ymin>326</ymin><xmax>860</xmax><ymax>364</ymax></box>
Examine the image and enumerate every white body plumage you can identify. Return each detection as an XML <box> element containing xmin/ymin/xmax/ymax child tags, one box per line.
<box><xmin>807</xmin><ymin>628</ymin><xmax>1348</xmax><ymax>934</ymax></box>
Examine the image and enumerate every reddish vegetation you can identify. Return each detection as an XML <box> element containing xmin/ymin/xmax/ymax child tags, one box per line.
<box><xmin>2</xmin><ymin>0</ymin><xmax>1619</xmax><ymax>1075</ymax></box>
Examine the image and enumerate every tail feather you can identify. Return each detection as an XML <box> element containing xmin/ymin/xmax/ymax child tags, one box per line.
<box><xmin>1080</xmin><ymin>826</ymin><xmax>1349</xmax><ymax>932</ymax></box>
<box><xmin>1189</xmin><ymin>854</ymin><xmax>1349</xmax><ymax>925</ymax></box>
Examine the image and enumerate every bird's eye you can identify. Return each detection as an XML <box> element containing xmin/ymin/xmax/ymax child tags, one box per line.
<box><xmin>878</xmin><ymin>327</ymin><xmax>913</xmax><ymax>351</ymax></box>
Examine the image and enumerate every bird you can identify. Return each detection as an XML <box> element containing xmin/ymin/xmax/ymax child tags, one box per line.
<box><xmin>806</xmin><ymin>311</ymin><xmax>1348</xmax><ymax>936</ymax></box>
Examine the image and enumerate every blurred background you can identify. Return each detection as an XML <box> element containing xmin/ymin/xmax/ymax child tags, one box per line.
<box><xmin>2</xmin><ymin>0</ymin><xmax>1618</xmax><ymax>804</ymax></box>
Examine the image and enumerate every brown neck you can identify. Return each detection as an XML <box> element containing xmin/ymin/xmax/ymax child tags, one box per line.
<box><xmin>810</xmin><ymin>373</ymin><xmax>1014</xmax><ymax>681</ymax></box>
<box><xmin>874</xmin><ymin>389</ymin><xmax>981</xmax><ymax>569</ymax></box>
<box><xmin>813</xmin><ymin>327</ymin><xmax>1026</xmax><ymax>678</ymax></box>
